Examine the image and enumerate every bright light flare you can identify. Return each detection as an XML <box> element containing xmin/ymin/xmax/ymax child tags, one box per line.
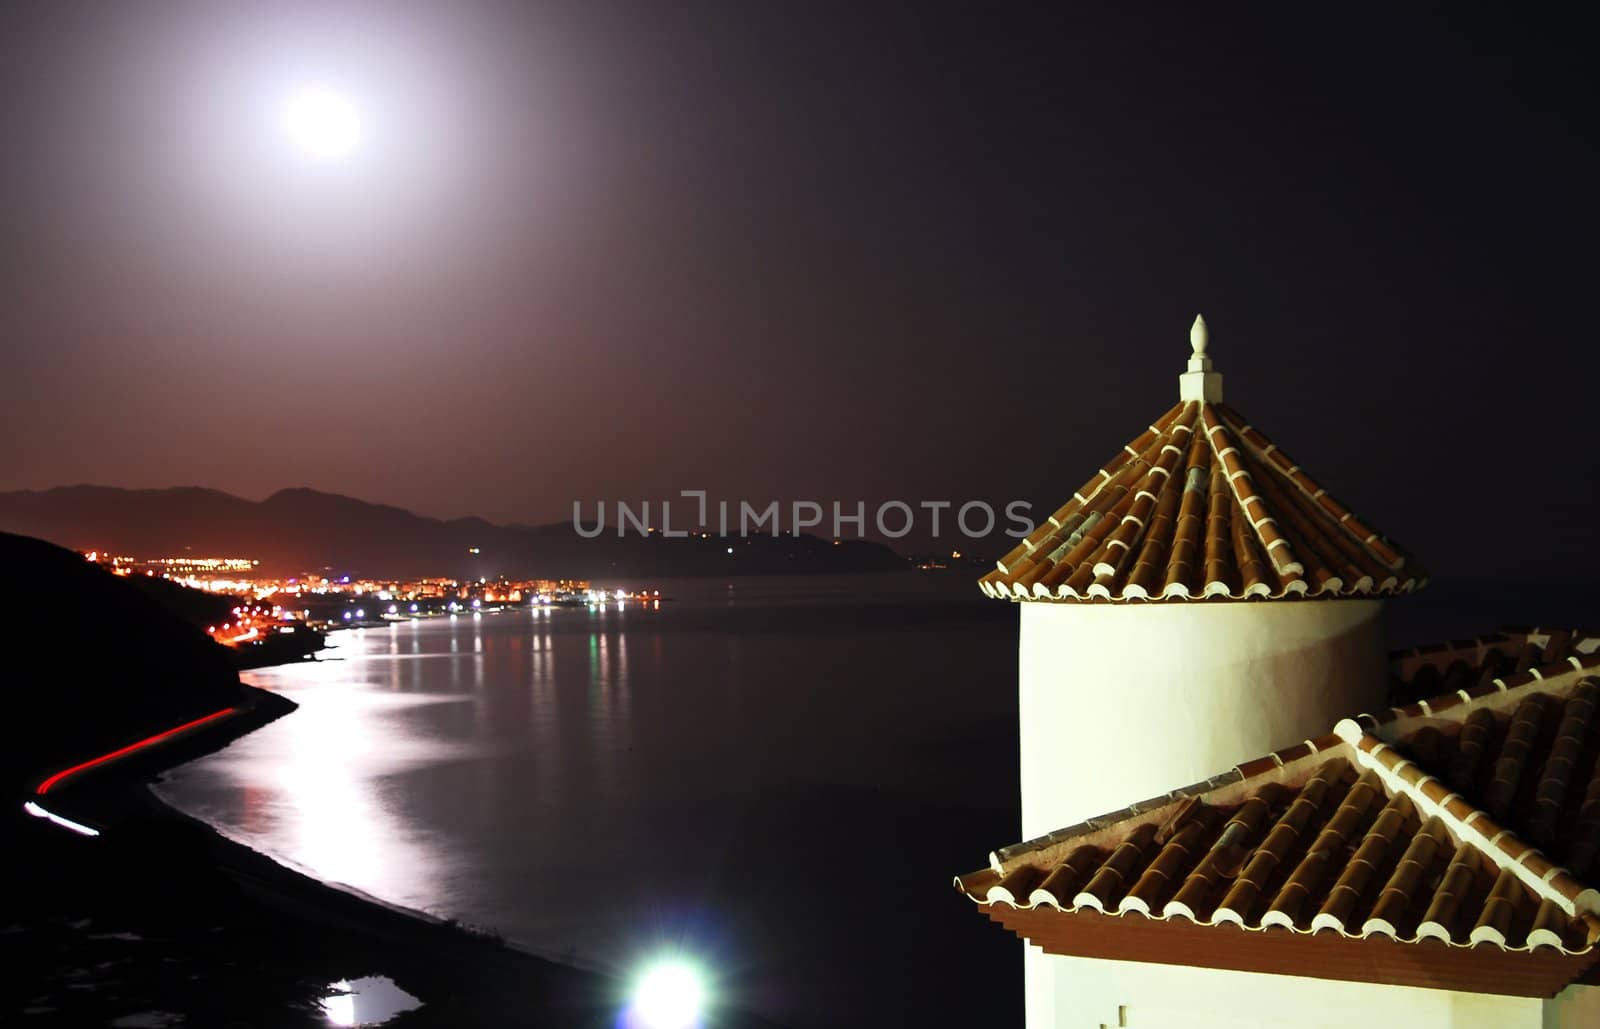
<box><xmin>629</xmin><ymin>959</ymin><xmax>706</xmax><ymax>1029</ymax></box>
<box><xmin>282</xmin><ymin>88</ymin><xmax>362</xmax><ymax>159</ymax></box>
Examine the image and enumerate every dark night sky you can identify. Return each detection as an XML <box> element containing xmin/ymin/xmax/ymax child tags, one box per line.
<box><xmin>2</xmin><ymin>4</ymin><xmax>1597</xmax><ymax>580</ymax></box>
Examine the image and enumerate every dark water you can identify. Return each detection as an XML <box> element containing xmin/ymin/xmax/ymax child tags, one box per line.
<box><xmin>157</xmin><ymin>573</ymin><xmax>1023</xmax><ymax>1028</ymax></box>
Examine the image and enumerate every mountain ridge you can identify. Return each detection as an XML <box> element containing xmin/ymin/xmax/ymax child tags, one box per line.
<box><xmin>0</xmin><ymin>485</ymin><xmax>907</xmax><ymax>579</ymax></box>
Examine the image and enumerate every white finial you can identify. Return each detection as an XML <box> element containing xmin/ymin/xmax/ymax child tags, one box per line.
<box><xmin>1178</xmin><ymin>314</ymin><xmax>1222</xmax><ymax>403</ymax></box>
<box><xmin>1190</xmin><ymin>314</ymin><xmax>1209</xmax><ymax>357</ymax></box>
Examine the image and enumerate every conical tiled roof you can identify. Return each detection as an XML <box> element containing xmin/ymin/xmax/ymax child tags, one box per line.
<box><xmin>980</xmin><ymin>317</ymin><xmax>1425</xmax><ymax>602</ymax></box>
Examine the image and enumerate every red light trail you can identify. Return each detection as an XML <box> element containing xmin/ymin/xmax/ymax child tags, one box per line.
<box><xmin>35</xmin><ymin>706</ymin><xmax>239</xmax><ymax>795</ymax></box>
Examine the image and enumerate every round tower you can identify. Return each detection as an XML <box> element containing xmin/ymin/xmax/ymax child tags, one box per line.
<box><xmin>980</xmin><ymin>316</ymin><xmax>1426</xmax><ymax>842</ymax></box>
<box><xmin>983</xmin><ymin>318</ymin><xmax>1426</xmax><ymax>1027</ymax></box>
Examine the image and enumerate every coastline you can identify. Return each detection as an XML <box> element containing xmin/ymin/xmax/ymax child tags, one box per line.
<box><xmin>13</xmin><ymin>681</ymin><xmax>785</xmax><ymax>1028</ymax></box>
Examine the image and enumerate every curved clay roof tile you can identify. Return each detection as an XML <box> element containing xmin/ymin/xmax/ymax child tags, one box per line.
<box><xmin>979</xmin><ymin>317</ymin><xmax>1426</xmax><ymax>603</ymax></box>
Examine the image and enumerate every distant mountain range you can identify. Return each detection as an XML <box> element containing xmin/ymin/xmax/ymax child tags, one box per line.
<box><xmin>0</xmin><ymin>486</ymin><xmax>907</xmax><ymax>579</ymax></box>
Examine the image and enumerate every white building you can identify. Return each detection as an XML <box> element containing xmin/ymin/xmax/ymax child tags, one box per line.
<box><xmin>957</xmin><ymin>318</ymin><xmax>1600</xmax><ymax>1027</ymax></box>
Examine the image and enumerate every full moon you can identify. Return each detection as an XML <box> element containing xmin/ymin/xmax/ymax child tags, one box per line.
<box><xmin>282</xmin><ymin>88</ymin><xmax>362</xmax><ymax>160</ymax></box>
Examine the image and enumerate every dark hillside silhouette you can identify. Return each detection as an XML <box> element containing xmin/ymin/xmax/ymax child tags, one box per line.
<box><xmin>0</xmin><ymin>532</ymin><xmax>257</xmax><ymax>791</ymax></box>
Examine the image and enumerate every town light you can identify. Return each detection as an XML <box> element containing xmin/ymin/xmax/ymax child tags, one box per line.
<box><xmin>628</xmin><ymin>958</ymin><xmax>706</xmax><ymax>1029</ymax></box>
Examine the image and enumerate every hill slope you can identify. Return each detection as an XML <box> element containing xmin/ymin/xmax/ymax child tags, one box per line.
<box><xmin>0</xmin><ymin>531</ymin><xmax>258</xmax><ymax>789</ymax></box>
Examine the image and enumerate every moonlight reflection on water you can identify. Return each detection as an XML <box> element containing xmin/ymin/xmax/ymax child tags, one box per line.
<box><xmin>156</xmin><ymin>577</ymin><xmax>1019</xmax><ymax>1027</ymax></box>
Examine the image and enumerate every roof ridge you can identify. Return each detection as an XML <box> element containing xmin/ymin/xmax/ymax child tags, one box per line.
<box><xmin>1388</xmin><ymin>632</ymin><xmax>1515</xmax><ymax>662</ymax></box>
<box><xmin>1027</xmin><ymin>410</ymin><xmax>1189</xmax><ymax>597</ymax></box>
<box><xmin>1212</xmin><ymin>405</ymin><xmax>1415</xmax><ymax>575</ymax></box>
<box><xmin>1200</xmin><ymin>406</ymin><xmax>1307</xmax><ymax>588</ymax></box>
<box><xmin>1359</xmin><ymin>653</ymin><xmax>1600</xmax><ymax>734</ymax></box>
<box><xmin>985</xmin><ymin>403</ymin><xmax>1190</xmax><ymax>597</ymax></box>
<box><xmin>1084</xmin><ymin>411</ymin><xmax>1197</xmax><ymax>598</ymax></box>
<box><xmin>984</xmin><ymin>651</ymin><xmax>1600</xmax><ymax>877</ymax></box>
<box><xmin>1122</xmin><ymin>429</ymin><xmax>1193</xmax><ymax>599</ymax></box>
<box><xmin>1332</xmin><ymin>719</ymin><xmax>1600</xmax><ymax>918</ymax></box>
<box><xmin>993</xmin><ymin>403</ymin><xmax>1187</xmax><ymax>575</ymax></box>
<box><xmin>1221</xmin><ymin>419</ymin><xmax>1397</xmax><ymax>594</ymax></box>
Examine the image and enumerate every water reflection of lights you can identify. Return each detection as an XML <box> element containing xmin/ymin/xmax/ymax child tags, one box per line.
<box><xmin>159</xmin><ymin>609</ymin><xmax>666</xmax><ymax>973</ymax></box>
<box><xmin>268</xmin><ymin>683</ymin><xmax>462</xmax><ymax>901</ymax></box>
<box><xmin>321</xmin><ymin>975</ymin><xmax>423</xmax><ymax>1027</ymax></box>
<box><xmin>323</xmin><ymin>980</ymin><xmax>355</xmax><ymax>1027</ymax></box>
<box><xmin>161</xmin><ymin>640</ymin><xmax>472</xmax><ymax>912</ymax></box>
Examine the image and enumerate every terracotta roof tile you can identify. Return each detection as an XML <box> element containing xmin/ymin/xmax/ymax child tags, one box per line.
<box><xmin>1214</xmin><ymin>761</ymin><xmax>1351</xmax><ymax>928</ymax></box>
<box><xmin>1361</xmin><ymin>814</ymin><xmax>1449</xmax><ymax>937</ymax></box>
<box><xmin>1381</xmin><ymin>681</ymin><xmax>1600</xmax><ymax>882</ymax></box>
<box><xmin>1388</xmin><ymin>627</ymin><xmax>1600</xmax><ymax>707</ymax></box>
<box><xmin>964</xmin><ymin>733</ymin><xmax>1596</xmax><ymax>954</ymax></box>
<box><xmin>979</xmin><ymin>395</ymin><xmax>1423</xmax><ymax>602</ymax></box>
<box><xmin>957</xmin><ymin>637</ymin><xmax>1600</xmax><ymax>985</ymax></box>
<box><xmin>963</xmin><ymin>752</ymin><xmax>1596</xmax><ymax>954</ymax></box>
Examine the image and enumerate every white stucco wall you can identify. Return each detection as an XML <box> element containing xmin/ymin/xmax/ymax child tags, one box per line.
<box><xmin>1018</xmin><ymin>598</ymin><xmax>1392</xmax><ymax>1029</ymax></box>
<box><xmin>1017</xmin><ymin>598</ymin><xmax>1388</xmax><ymax>842</ymax></box>
<box><xmin>1024</xmin><ymin>950</ymin><xmax>1597</xmax><ymax>1029</ymax></box>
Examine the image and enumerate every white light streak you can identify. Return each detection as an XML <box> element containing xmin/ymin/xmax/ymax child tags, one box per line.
<box><xmin>23</xmin><ymin>801</ymin><xmax>101</xmax><ymax>837</ymax></box>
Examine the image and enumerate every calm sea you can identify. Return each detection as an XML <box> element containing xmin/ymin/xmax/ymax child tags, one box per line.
<box><xmin>155</xmin><ymin>573</ymin><xmax>1023</xmax><ymax>1028</ymax></box>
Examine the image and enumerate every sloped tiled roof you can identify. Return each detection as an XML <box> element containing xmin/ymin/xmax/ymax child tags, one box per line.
<box><xmin>1388</xmin><ymin>627</ymin><xmax>1596</xmax><ymax>707</ymax></box>
<box><xmin>979</xmin><ymin>320</ymin><xmax>1425</xmax><ymax>602</ymax></box>
<box><xmin>955</xmin><ymin>632</ymin><xmax>1600</xmax><ymax>994</ymax></box>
